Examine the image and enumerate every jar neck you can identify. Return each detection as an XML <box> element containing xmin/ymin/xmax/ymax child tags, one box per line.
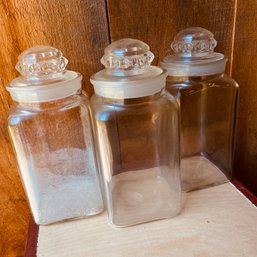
<box><xmin>13</xmin><ymin>90</ymin><xmax>83</xmax><ymax>109</ymax></box>
<box><xmin>167</xmin><ymin>73</ymin><xmax>224</xmax><ymax>83</ymax></box>
<box><xmin>96</xmin><ymin>90</ymin><xmax>163</xmax><ymax>105</ymax></box>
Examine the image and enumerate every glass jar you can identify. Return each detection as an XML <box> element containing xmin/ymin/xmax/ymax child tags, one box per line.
<box><xmin>161</xmin><ymin>27</ymin><xmax>239</xmax><ymax>192</ymax></box>
<box><xmin>6</xmin><ymin>46</ymin><xmax>103</xmax><ymax>225</ymax></box>
<box><xmin>90</xmin><ymin>39</ymin><xmax>181</xmax><ymax>227</ymax></box>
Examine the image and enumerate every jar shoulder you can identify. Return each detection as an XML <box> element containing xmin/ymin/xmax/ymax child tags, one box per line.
<box><xmin>91</xmin><ymin>92</ymin><xmax>178</xmax><ymax>111</ymax></box>
<box><xmin>215</xmin><ymin>74</ymin><xmax>239</xmax><ymax>88</ymax></box>
<box><xmin>166</xmin><ymin>74</ymin><xmax>238</xmax><ymax>88</ymax></box>
<box><xmin>7</xmin><ymin>94</ymin><xmax>91</xmax><ymax>125</ymax></box>
<box><xmin>91</xmin><ymin>92</ymin><xmax>179</xmax><ymax>122</ymax></box>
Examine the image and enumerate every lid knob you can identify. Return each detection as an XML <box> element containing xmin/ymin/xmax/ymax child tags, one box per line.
<box><xmin>171</xmin><ymin>27</ymin><xmax>217</xmax><ymax>58</ymax></box>
<box><xmin>100</xmin><ymin>38</ymin><xmax>154</xmax><ymax>74</ymax></box>
<box><xmin>16</xmin><ymin>45</ymin><xmax>68</xmax><ymax>78</ymax></box>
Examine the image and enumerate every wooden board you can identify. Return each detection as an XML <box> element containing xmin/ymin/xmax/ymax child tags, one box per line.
<box><xmin>106</xmin><ymin>0</ymin><xmax>237</xmax><ymax>73</ymax></box>
<box><xmin>232</xmin><ymin>0</ymin><xmax>257</xmax><ymax>196</ymax></box>
<box><xmin>0</xmin><ymin>1</ymin><xmax>109</xmax><ymax>256</ymax></box>
<box><xmin>35</xmin><ymin>183</ymin><xmax>257</xmax><ymax>257</ymax></box>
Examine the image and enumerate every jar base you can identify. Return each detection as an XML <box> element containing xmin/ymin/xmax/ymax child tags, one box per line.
<box><xmin>181</xmin><ymin>155</ymin><xmax>230</xmax><ymax>192</ymax></box>
<box><xmin>107</xmin><ymin>167</ymin><xmax>181</xmax><ymax>227</ymax></box>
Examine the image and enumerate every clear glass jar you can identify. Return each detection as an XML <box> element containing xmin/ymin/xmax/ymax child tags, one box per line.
<box><xmin>91</xmin><ymin>39</ymin><xmax>181</xmax><ymax>227</ymax></box>
<box><xmin>6</xmin><ymin>46</ymin><xmax>103</xmax><ymax>225</ymax></box>
<box><xmin>161</xmin><ymin>27</ymin><xmax>239</xmax><ymax>192</ymax></box>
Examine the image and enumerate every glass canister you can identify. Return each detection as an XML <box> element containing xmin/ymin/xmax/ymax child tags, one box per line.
<box><xmin>161</xmin><ymin>27</ymin><xmax>239</xmax><ymax>192</ymax></box>
<box><xmin>90</xmin><ymin>38</ymin><xmax>181</xmax><ymax>227</ymax></box>
<box><xmin>6</xmin><ymin>46</ymin><xmax>103</xmax><ymax>225</ymax></box>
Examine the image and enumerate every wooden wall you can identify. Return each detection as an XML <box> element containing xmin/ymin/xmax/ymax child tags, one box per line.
<box><xmin>0</xmin><ymin>0</ymin><xmax>256</xmax><ymax>256</ymax></box>
<box><xmin>232</xmin><ymin>0</ymin><xmax>257</xmax><ymax>195</ymax></box>
<box><xmin>0</xmin><ymin>1</ymin><xmax>109</xmax><ymax>256</ymax></box>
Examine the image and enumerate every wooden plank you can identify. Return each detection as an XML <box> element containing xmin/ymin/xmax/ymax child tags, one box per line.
<box><xmin>232</xmin><ymin>0</ymin><xmax>257</xmax><ymax>196</ymax></box>
<box><xmin>0</xmin><ymin>1</ymin><xmax>109</xmax><ymax>256</ymax></box>
<box><xmin>36</xmin><ymin>183</ymin><xmax>257</xmax><ymax>257</ymax></box>
<box><xmin>25</xmin><ymin>178</ymin><xmax>257</xmax><ymax>256</ymax></box>
<box><xmin>106</xmin><ymin>0</ymin><xmax>237</xmax><ymax>74</ymax></box>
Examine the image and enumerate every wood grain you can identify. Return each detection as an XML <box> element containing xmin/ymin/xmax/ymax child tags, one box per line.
<box><xmin>0</xmin><ymin>1</ymin><xmax>109</xmax><ymax>256</ymax></box>
<box><xmin>1</xmin><ymin>0</ymin><xmax>257</xmax><ymax>255</ymax></box>
<box><xmin>232</xmin><ymin>0</ymin><xmax>257</xmax><ymax>196</ymax></box>
<box><xmin>36</xmin><ymin>183</ymin><xmax>257</xmax><ymax>257</ymax></box>
<box><xmin>106</xmin><ymin>0</ymin><xmax>236</xmax><ymax>73</ymax></box>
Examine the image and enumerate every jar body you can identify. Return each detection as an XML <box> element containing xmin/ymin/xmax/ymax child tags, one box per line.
<box><xmin>166</xmin><ymin>74</ymin><xmax>238</xmax><ymax>192</ymax></box>
<box><xmin>7</xmin><ymin>93</ymin><xmax>103</xmax><ymax>225</ymax></box>
<box><xmin>91</xmin><ymin>91</ymin><xmax>181</xmax><ymax>227</ymax></box>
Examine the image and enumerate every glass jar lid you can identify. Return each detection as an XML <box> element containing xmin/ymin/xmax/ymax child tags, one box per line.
<box><xmin>161</xmin><ymin>27</ymin><xmax>227</xmax><ymax>76</ymax></box>
<box><xmin>91</xmin><ymin>38</ymin><xmax>167</xmax><ymax>99</ymax></box>
<box><xmin>7</xmin><ymin>46</ymin><xmax>82</xmax><ymax>103</ymax></box>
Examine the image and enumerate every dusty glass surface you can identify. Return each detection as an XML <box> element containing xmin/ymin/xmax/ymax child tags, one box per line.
<box><xmin>6</xmin><ymin>46</ymin><xmax>103</xmax><ymax>225</ymax></box>
<box><xmin>8</xmin><ymin>95</ymin><xmax>103</xmax><ymax>224</ymax></box>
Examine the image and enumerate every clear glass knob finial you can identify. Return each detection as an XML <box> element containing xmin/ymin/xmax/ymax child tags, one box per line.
<box><xmin>16</xmin><ymin>45</ymin><xmax>68</xmax><ymax>78</ymax></box>
<box><xmin>171</xmin><ymin>27</ymin><xmax>217</xmax><ymax>58</ymax></box>
<box><xmin>100</xmin><ymin>38</ymin><xmax>154</xmax><ymax>74</ymax></box>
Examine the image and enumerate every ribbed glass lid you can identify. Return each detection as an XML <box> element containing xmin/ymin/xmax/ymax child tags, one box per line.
<box><xmin>91</xmin><ymin>38</ymin><xmax>167</xmax><ymax>99</ymax></box>
<box><xmin>7</xmin><ymin>46</ymin><xmax>81</xmax><ymax>102</ymax></box>
<box><xmin>100</xmin><ymin>38</ymin><xmax>154</xmax><ymax>77</ymax></box>
<box><xmin>161</xmin><ymin>27</ymin><xmax>227</xmax><ymax>76</ymax></box>
<box><xmin>16</xmin><ymin>45</ymin><xmax>68</xmax><ymax>79</ymax></box>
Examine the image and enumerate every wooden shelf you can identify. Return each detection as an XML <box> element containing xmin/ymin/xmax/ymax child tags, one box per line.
<box><xmin>27</xmin><ymin>182</ymin><xmax>257</xmax><ymax>257</ymax></box>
